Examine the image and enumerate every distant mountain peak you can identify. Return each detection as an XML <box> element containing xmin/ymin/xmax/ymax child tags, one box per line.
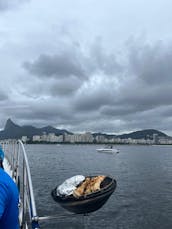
<box><xmin>0</xmin><ymin>119</ymin><xmax>72</xmax><ymax>140</ymax></box>
<box><xmin>0</xmin><ymin>119</ymin><xmax>169</xmax><ymax>141</ymax></box>
<box><xmin>4</xmin><ymin>118</ymin><xmax>19</xmax><ymax>130</ymax></box>
<box><xmin>118</xmin><ymin>128</ymin><xmax>167</xmax><ymax>139</ymax></box>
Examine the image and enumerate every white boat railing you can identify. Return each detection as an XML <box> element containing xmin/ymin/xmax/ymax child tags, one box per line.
<box><xmin>0</xmin><ymin>139</ymin><xmax>100</xmax><ymax>228</ymax></box>
<box><xmin>1</xmin><ymin>140</ymin><xmax>40</xmax><ymax>229</ymax></box>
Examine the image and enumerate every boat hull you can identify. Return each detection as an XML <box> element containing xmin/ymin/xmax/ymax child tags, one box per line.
<box><xmin>96</xmin><ymin>149</ymin><xmax>119</xmax><ymax>153</ymax></box>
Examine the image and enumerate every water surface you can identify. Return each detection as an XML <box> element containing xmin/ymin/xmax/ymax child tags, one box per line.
<box><xmin>25</xmin><ymin>144</ymin><xmax>172</xmax><ymax>229</ymax></box>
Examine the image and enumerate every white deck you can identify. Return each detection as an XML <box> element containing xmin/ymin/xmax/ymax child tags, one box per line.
<box><xmin>3</xmin><ymin>157</ymin><xmax>13</xmax><ymax>177</ymax></box>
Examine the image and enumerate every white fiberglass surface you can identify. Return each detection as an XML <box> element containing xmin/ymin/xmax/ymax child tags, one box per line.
<box><xmin>3</xmin><ymin>157</ymin><xmax>13</xmax><ymax>177</ymax></box>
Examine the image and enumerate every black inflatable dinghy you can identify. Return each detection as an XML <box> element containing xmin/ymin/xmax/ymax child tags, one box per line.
<box><xmin>51</xmin><ymin>175</ymin><xmax>116</xmax><ymax>214</ymax></box>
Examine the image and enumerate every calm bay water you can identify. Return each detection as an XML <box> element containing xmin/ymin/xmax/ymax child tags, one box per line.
<box><xmin>25</xmin><ymin>144</ymin><xmax>172</xmax><ymax>229</ymax></box>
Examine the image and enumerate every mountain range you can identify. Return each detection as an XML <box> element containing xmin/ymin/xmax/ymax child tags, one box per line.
<box><xmin>0</xmin><ymin>118</ymin><xmax>169</xmax><ymax>140</ymax></box>
<box><xmin>0</xmin><ymin>119</ymin><xmax>71</xmax><ymax>140</ymax></box>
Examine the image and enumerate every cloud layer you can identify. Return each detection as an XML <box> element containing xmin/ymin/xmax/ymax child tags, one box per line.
<box><xmin>0</xmin><ymin>0</ymin><xmax>28</xmax><ymax>11</ymax></box>
<box><xmin>1</xmin><ymin>0</ymin><xmax>172</xmax><ymax>135</ymax></box>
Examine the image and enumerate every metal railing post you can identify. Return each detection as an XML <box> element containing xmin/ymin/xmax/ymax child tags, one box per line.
<box><xmin>1</xmin><ymin>139</ymin><xmax>40</xmax><ymax>229</ymax></box>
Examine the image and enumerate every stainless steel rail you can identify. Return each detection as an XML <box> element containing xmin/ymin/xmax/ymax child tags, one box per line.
<box><xmin>0</xmin><ymin>140</ymin><xmax>93</xmax><ymax>229</ymax></box>
<box><xmin>1</xmin><ymin>140</ymin><xmax>40</xmax><ymax>229</ymax></box>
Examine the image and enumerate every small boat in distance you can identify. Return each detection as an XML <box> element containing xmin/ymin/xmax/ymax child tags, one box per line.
<box><xmin>96</xmin><ymin>145</ymin><xmax>119</xmax><ymax>154</ymax></box>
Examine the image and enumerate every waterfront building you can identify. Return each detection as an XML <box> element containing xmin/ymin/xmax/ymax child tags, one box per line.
<box><xmin>153</xmin><ymin>134</ymin><xmax>159</xmax><ymax>144</ymax></box>
<box><xmin>21</xmin><ymin>136</ymin><xmax>29</xmax><ymax>143</ymax></box>
<box><xmin>95</xmin><ymin>135</ymin><xmax>106</xmax><ymax>143</ymax></box>
<box><xmin>33</xmin><ymin>135</ymin><xmax>41</xmax><ymax>142</ymax></box>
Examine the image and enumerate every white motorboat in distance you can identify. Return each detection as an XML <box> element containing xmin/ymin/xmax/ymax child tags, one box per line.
<box><xmin>96</xmin><ymin>145</ymin><xmax>119</xmax><ymax>154</ymax></box>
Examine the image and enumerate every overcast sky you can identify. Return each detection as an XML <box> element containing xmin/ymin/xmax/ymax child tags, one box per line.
<box><xmin>1</xmin><ymin>0</ymin><xmax>172</xmax><ymax>135</ymax></box>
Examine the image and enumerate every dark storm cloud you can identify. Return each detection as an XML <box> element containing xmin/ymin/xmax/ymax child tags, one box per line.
<box><xmin>74</xmin><ymin>85</ymin><xmax>116</xmax><ymax>112</ymax></box>
<box><xmin>69</xmin><ymin>38</ymin><xmax>172</xmax><ymax>134</ymax></box>
<box><xmin>121</xmin><ymin>108</ymin><xmax>167</xmax><ymax>131</ymax></box>
<box><xmin>23</xmin><ymin>53</ymin><xmax>86</xmax><ymax>79</ymax></box>
<box><xmin>74</xmin><ymin>93</ymin><xmax>112</xmax><ymax>111</ymax></box>
<box><xmin>50</xmin><ymin>77</ymin><xmax>83</xmax><ymax>96</ymax></box>
<box><xmin>23</xmin><ymin>39</ymin><xmax>122</xmax><ymax>79</ymax></box>
<box><xmin>99</xmin><ymin>39</ymin><xmax>172</xmax><ymax>118</ymax></box>
<box><xmin>3</xmin><ymin>100</ymin><xmax>73</xmax><ymax>128</ymax></box>
<box><xmin>0</xmin><ymin>91</ymin><xmax>8</xmax><ymax>101</ymax></box>
<box><xmin>23</xmin><ymin>40</ymin><xmax>123</xmax><ymax>98</ymax></box>
<box><xmin>23</xmin><ymin>38</ymin><xmax>172</xmax><ymax>124</ymax></box>
<box><xmin>116</xmin><ymin>84</ymin><xmax>172</xmax><ymax>111</ymax></box>
<box><xmin>2</xmin><ymin>0</ymin><xmax>172</xmax><ymax>134</ymax></box>
<box><xmin>20</xmin><ymin>38</ymin><xmax>172</xmax><ymax>133</ymax></box>
<box><xmin>20</xmin><ymin>76</ymin><xmax>83</xmax><ymax>98</ymax></box>
<box><xmin>100</xmin><ymin>105</ymin><xmax>138</xmax><ymax>117</ymax></box>
<box><xmin>127</xmin><ymin>40</ymin><xmax>172</xmax><ymax>85</ymax></box>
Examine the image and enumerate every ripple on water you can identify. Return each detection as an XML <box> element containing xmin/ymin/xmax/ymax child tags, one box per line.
<box><xmin>25</xmin><ymin>144</ymin><xmax>172</xmax><ymax>229</ymax></box>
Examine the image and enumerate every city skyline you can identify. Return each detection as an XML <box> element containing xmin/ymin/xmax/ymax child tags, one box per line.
<box><xmin>1</xmin><ymin>118</ymin><xmax>170</xmax><ymax>137</ymax></box>
<box><xmin>1</xmin><ymin>0</ymin><xmax>172</xmax><ymax>135</ymax></box>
